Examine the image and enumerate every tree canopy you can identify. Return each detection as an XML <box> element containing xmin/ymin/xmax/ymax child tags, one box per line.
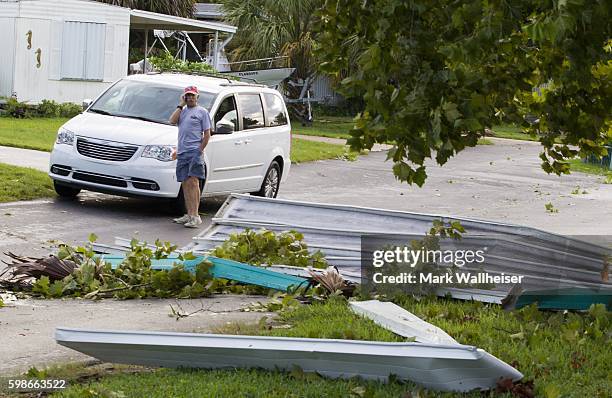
<box><xmin>317</xmin><ymin>0</ymin><xmax>611</xmax><ymax>185</ymax></box>
<box><xmin>220</xmin><ymin>0</ymin><xmax>321</xmax><ymax>81</ymax></box>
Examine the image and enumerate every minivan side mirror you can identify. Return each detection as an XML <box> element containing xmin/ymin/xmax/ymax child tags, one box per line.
<box><xmin>215</xmin><ymin>121</ymin><xmax>234</xmax><ymax>135</ymax></box>
<box><xmin>82</xmin><ymin>99</ymin><xmax>92</xmax><ymax>110</ymax></box>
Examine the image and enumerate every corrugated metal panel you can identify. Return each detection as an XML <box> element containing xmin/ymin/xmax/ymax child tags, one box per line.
<box><xmin>310</xmin><ymin>74</ymin><xmax>342</xmax><ymax>105</ymax></box>
<box><xmin>0</xmin><ymin>17</ymin><xmax>16</xmax><ymax>97</ymax></box>
<box><xmin>350</xmin><ymin>300</ymin><xmax>459</xmax><ymax>345</ymax></box>
<box><xmin>18</xmin><ymin>0</ymin><xmax>130</xmax><ymax>26</ymax></box>
<box><xmin>84</xmin><ymin>22</ymin><xmax>105</xmax><ymax>80</ymax></box>
<box><xmin>61</xmin><ymin>21</ymin><xmax>106</xmax><ymax>80</ymax></box>
<box><xmin>55</xmin><ymin>327</ymin><xmax>523</xmax><ymax>392</ymax></box>
<box><xmin>61</xmin><ymin>21</ymin><xmax>87</xmax><ymax>79</ymax></box>
<box><xmin>187</xmin><ymin>195</ymin><xmax>611</xmax><ymax>306</ymax></box>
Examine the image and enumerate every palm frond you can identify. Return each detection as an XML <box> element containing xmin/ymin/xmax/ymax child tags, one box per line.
<box><xmin>0</xmin><ymin>252</ymin><xmax>77</xmax><ymax>288</ymax></box>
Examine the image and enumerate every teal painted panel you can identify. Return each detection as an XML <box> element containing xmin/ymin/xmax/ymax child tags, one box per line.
<box><xmin>515</xmin><ymin>287</ymin><xmax>611</xmax><ymax>311</ymax></box>
<box><xmin>99</xmin><ymin>255</ymin><xmax>308</xmax><ymax>292</ymax></box>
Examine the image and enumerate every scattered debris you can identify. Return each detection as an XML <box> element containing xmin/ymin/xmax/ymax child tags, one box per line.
<box><xmin>0</xmin><ymin>252</ymin><xmax>77</xmax><ymax>288</ymax></box>
<box><xmin>308</xmin><ymin>267</ymin><xmax>354</xmax><ymax>296</ymax></box>
<box><xmin>55</xmin><ymin>327</ymin><xmax>523</xmax><ymax>392</ymax></box>
<box><xmin>189</xmin><ymin>195</ymin><xmax>611</xmax><ymax>309</ymax></box>
<box><xmin>349</xmin><ymin>300</ymin><xmax>458</xmax><ymax>345</ymax></box>
<box><xmin>101</xmin><ymin>255</ymin><xmax>309</xmax><ymax>292</ymax></box>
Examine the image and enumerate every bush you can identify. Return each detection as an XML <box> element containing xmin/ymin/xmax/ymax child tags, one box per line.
<box><xmin>312</xmin><ymin>99</ymin><xmax>363</xmax><ymax>118</ymax></box>
<box><xmin>4</xmin><ymin>98</ymin><xmax>30</xmax><ymax>118</ymax></box>
<box><xmin>0</xmin><ymin>98</ymin><xmax>81</xmax><ymax>118</ymax></box>
<box><xmin>58</xmin><ymin>102</ymin><xmax>82</xmax><ymax>118</ymax></box>
<box><xmin>37</xmin><ymin>99</ymin><xmax>61</xmax><ymax>117</ymax></box>
<box><xmin>149</xmin><ymin>51</ymin><xmax>228</xmax><ymax>76</ymax></box>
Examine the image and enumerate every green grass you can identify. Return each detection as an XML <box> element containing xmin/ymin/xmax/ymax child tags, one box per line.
<box><xmin>45</xmin><ymin>298</ymin><xmax>610</xmax><ymax>398</ymax></box>
<box><xmin>490</xmin><ymin>124</ymin><xmax>539</xmax><ymax>141</ymax></box>
<box><xmin>0</xmin><ymin>117</ymin><xmax>68</xmax><ymax>152</ymax></box>
<box><xmin>0</xmin><ymin>163</ymin><xmax>55</xmax><ymax>202</ymax></box>
<box><xmin>291</xmin><ymin>138</ymin><xmax>356</xmax><ymax>163</ymax></box>
<box><xmin>477</xmin><ymin>138</ymin><xmax>493</xmax><ymax>145</ymax></box>
<box><xmin>568</xmin><ymin>158</ymin><xmax>612</xmax><ymax>180</ymax></box>
<box><xmin>292</xmin><ymin>116</ymin><xmax>354</xmax><ymax>139</ymax></box>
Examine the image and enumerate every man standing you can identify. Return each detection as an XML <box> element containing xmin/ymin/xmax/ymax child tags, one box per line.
<box><xmin>169</xmin><ymin>86</ymin><xmax>211</xmax><ymax>228</ymax></box>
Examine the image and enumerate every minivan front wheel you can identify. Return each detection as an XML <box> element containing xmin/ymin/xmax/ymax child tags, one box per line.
<box><xmin>53</xmin><ymin>181</ymin><xmax>80</xmax><ymax>198</ymax></box>
<box><xmin>252</xmin><ymin>161</ymin><xmax>280</xmax><ymax>198</ymax></box>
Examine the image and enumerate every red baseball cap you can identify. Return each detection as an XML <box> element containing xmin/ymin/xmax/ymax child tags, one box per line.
<box><xmin>184</xmin><ymin>86</ymin><xmax>199</xmax><ymax>95</ymax></box>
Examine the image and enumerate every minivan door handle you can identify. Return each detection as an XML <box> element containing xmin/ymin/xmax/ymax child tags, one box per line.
<box><xmin>244</xmin><ymin>139</ymin><xmax>252</xmax><ymax>144</ymax></box>
<box><xmin>234</xmin><ymin>140</ymin><xmax>243</xmax><ymax>145</ymax></box>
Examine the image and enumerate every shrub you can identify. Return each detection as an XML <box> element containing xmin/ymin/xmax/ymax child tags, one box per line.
<box><xmin>1</xmin><ymin>98</ymin><xmax>81</xmax><ymax>118</ymax></box>
<box><xmin>149</xmin><ymin>51</ymin><xmax>227</xmax><ymax>76</ymax></box>
<box><xmin>4</xmin><ymin>98</ymin><xmax>30</xmax><ymax>118</ymax></box>
<box><xmin>37</xmin><ymin>99</ymin><xmax>61</xmax><ymax>117</ymax></box>
<box><xmin>58</xmin><ymin>102</ymin><xmax>82</xmax><ymax>118</ymax></box>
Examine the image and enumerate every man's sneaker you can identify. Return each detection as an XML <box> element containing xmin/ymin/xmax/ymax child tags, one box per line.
<box><xmin>173</xmin><ymin>214</ymin><xmax>191</xmax><ymax>224</ymax></box>
<box><xmin>184</xmin><ymin>215</ymin><xmax>202</xmax><ymax>228</ymax></box>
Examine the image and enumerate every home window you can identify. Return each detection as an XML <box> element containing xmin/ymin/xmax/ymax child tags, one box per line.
<box><xmin>61</xmin><ymin>21</ymin><xmax>106</xmax><ymax>80</ymax></box>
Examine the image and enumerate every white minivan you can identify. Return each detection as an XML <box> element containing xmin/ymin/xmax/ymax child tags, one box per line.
<box><xmin>49</xmin><ymin>73</ymin><xmax>291</xmax><ymax>205</ymax></box>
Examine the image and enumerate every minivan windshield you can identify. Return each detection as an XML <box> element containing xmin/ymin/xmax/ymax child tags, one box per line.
<box><xmin>88</xmin><ymin>79</ymin><xmax>214</xmax><ymax>125</ymax></box>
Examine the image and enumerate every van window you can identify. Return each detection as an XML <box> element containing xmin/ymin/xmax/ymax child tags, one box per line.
<box><xmin>214</xmin><ymin>95</ymin><xmax>238</xmax><ymax>133</ymax></box>
<box><xmin>89</xmin><ymin>80</ymin><xmax>214</xmax><ymax>125</ymax></box>
<box><xmin>237</xmin><ymin>94</ymin><xmax>265</xmax><ymax>129</ymax></box>
<box><xmin>263</xmin><ymin>93</ymin><xmax>288</xmax><ymax>126</ymax></box>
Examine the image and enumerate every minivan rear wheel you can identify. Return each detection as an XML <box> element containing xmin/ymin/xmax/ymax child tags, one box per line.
<box><xmin>53</xmin><ymin>181</ymin><xmax>80</xmax><ymax>198</ymax></box>
<box><xmin>252</xmin><ymin>161</ymin><xmax>280</xmax><ymax>198</ymax></box>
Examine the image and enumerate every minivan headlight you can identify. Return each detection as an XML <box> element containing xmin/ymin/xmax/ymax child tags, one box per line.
<box><xmin>142</xmin><ymin>145</ymin><xmax>175</xmax><ymax>162</ymax></box>
<box><xmin>56</xmin><ymin>128</ymin><xmax>74</xmax><ymax>145</ymax></box>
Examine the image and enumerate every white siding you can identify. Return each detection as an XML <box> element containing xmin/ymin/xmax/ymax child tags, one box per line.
<box><xmin>0</xmin><ymin>1</ymin><xmax>18</xmax><ymax>18</ymax></box>
<box><xmin>17</xmin><ymin>0</ymin><xmax>129</xmax><ymax>25</ymax></box>
<box><xmin>13</xmin><ymin>17</ymin><xmax>51</xmax><ymax>101</ymax></box>
<box><xmin>8</xmin><ymin>0</ymin><xmax>129</xmax><ymax>103</ymax></box>
<box><xmin>0</xmin><ymin>17</ymin><xmax>16</xmax><ymax>97</ymax></box>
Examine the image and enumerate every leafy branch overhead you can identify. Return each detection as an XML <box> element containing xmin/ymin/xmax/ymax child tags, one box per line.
<box><xmin>316</xmin><ymin>0</ymin><xmax>611</xmax><ymax>185</ymax></box>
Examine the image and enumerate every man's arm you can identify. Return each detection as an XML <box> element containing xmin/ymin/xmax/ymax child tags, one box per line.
<box><xmin>200</xmin><ymin>128</ymin><xmax>211</xmax><ymax>152</ymax></box>
<box><xmin>169</xmin><ymin>107</ymin><xmax>182</xmax><ymax>125</ymax></box>
<box><xmin>169</xmin><ymin>95</ymin><xmax>186</xmax><ymax>125</ymax></box>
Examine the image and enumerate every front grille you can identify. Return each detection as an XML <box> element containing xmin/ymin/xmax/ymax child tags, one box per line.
<box><xmin>73</xmin><ymin>171</ymin><xmax>128</xmax><ymax>187</ymax></box>
<box><xmin>76</xmin><ymin>138</ymin><xmax>138</xmax><ymax>162</ymax></box>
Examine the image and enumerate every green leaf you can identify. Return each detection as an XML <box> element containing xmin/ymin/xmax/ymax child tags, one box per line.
<box><xmin>88</xmin><ymin>233</ymin><xmax>98</xmax><ymax>243</ymax></box>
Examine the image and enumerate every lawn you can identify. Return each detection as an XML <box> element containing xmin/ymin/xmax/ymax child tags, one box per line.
<box><xmin>489</xmin><ymin>123</ymin><xmax>539</xmax><ymax>141</ymax></box>
<box><xmin>291</xmin><ymin>138</ymin><xmax>356</xmax><ymax>163</ymax></box>
<box><xmin>37</xmin><ymin>298</ymin><xmax>610</xmax><ymax>398</ymax></box>
<box><xmin>291</xmin><ymin>116</ymin><xmax>354</xmax><ymax>139</ymax></box>
<box><xmin>0</xmin><ymin>163</ymin><xmax>55</xmax><ymax>202</ymax></box>
<box><xmin>568</xmin><ymin>158</ymin><xmax>612</xmax><ymax>180</ymax></box>
<box><xmin>0</xmin><ymin>117</ymin><xmax>68</xmax><ymax>152</ymax></box>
